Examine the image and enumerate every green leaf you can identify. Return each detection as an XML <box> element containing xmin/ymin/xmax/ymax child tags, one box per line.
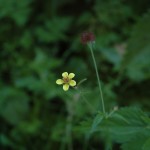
<box><xmin>89</xmin><ymin>107</ymin><xmax>150</xmax><ymax>143</ymax></box>
<box><xmin>121</xmin><ymin>11</ymin><xmax>150</xmax><ymax>81</ymax></box>
<box><xmin>0</xmin><ymin>87</ymin><xmax>29</xmax><ymax>125</ymax></box>
<box><xmin>143</xmin><ymin>138</ymin><xmax>150</xmax><ymax>150</ymax></box>
<box><xmin>99</xmin><ymin>47</ymin><xmax>122</xmax><ymax>66</ymax></box>
<box><xmin>90</xmin><ymin>112</ymin><xmax>104</xmax><ymax>133</ymax></box>
<box><xmin>35</xmin><ymin>17</ymin><xmax>72</xmax><ymax>42</ymax></box>
<box><xmin>121</xmin><ymin>136</ymin><xmax>148</xmax><ymax>150</ymax></box>
<box><xmin>0</xmin><ymin>0</ymin><xmax>32</xmax><ymax>26</ymax></box>
<box><xmin>0</xmin><ymin>134</ymin><xmax>13</xmax><ymax>146</ymax></box>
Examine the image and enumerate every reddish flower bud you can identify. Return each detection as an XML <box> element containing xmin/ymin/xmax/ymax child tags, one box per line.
<box><xmin>81</xmin><ymin>32</ymin><xmax>95</xmax><ymax>44</ymax></box>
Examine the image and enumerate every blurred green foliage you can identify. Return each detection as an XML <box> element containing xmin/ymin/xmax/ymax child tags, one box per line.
<box><xmin>0</xmin><ymin>0</ymin><xmax>150</xmax><ymax>149</ymax></box>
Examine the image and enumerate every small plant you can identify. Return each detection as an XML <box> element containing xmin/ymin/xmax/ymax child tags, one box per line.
<box><xmin>55</xmin><ymin>32</ymin><xmax>150</xmax><ymax>150</ymax></box>
<box><xmin>56</xmin><ymin>31</ymin><xmax>106</xmax><ymax>113</ymax></box>
<box><xmin>1</xmin><ymin>1</ymin><xmax>150</xmax><ymax>149</ymax></box>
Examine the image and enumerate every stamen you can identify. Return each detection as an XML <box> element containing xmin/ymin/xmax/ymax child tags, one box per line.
<box><xmin>63</xmin><ymin>77</ymin><xmax>70</xmax><ymax>83</ymax></box>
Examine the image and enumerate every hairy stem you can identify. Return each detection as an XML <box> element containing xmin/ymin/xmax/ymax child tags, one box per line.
<box><xmin>88</xmin><ymin>43</ymin><xmax>106</xmax><ymax>114</ymax></box>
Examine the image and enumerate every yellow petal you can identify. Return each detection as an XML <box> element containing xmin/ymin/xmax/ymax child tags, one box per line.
<box><xmin>63</xmin><ymin>84</ymin><xmax>69</xmax><ymax>91</ymax></box>
<box><xmin>56</xmin><ymin>79</ymin><xmax>64</xmax><ymax>85</ymax></box>
<box><xmin>69</xmin><ymin>80</ymin><xmax>76</xmax><ymax>87</ymax></box>
<box><xmin>69</xmin><ymin>73</ymin><xmax>75</xmax><ymax>79</ymax></box>
<box><xmin>62</xmin><ymin>72</ymin><xmax>68</xmax><ymax>78</ymax></box>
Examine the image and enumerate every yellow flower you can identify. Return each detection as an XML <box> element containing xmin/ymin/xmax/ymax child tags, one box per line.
<box><xmin>56</xmin><ymin>72</ymin><xmax>76</xmax><ymax>91</ymax></box>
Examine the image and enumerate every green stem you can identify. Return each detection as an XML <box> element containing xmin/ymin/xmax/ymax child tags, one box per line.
<box><xmin>77</xmin><ymin>78</ymin><xmax>87</xmax><ymax>87</ymax></box>
<box><xmin>88</xmin><ymin>43</ymin><xmax>106</xmax><ymax>114</ymax></box>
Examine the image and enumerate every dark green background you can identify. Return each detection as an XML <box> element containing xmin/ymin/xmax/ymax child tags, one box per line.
<box><xmin>0</xmin><ymin>0</ymin><xmax>150</xmax><ymax>149</ymax></box>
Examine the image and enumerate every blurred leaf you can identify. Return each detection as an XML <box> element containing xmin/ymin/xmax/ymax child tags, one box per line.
<box><xmin>121</xmin><ymin>11</ymin><xmax>150</xmax><ymax>81</ymax></box>
<box><xmin>142</xmin><ymin>138</ymin><xmax>150</xmax><ymax>150</ymax></box>
<box><xmin>67</xmin><ymin>57</ymin><xmax>88</xmax><ymax>79</ymax></box>
<box><xmin>121</xmin><ymin>135</ymin><xmax>148</xmax><ymax>150</ymax></box>
<box><xmin>90</xmin><ymin>112</ymin><xmax>104</xmax><ymax>133</ymax></box>
<box><xmin>0</xmin><ymin>87</ymin><xmax>29</xmax><ymax>125</ymax></box>
<box><xmin>0</xmin><ymin>134</ymin><xmax>13</xmax><ymax>147</ymax></box>
<box><xmin>19</xmin><ymin>31</ymin><xmax>33</xmax><ymax>49</ymax></box>
<box><xmin>35</xmin><ymin>17</ymin><xmax>72</xmax><ymax>42</ymax></box>
<box><xmin>30</xmin><ymin>49</ymin><xmax>61</xmax><ymax>74</ymax></box>
<box><xmin>18</xmin><ymin>120</ymin><xmax>41</xmax><ymax>135</ymax></box>
<box><xmin>98</xmin><ymin>47</ymin><xmax>122</xmax><ymax>66</ymax></box>
<box><xmin>0</xmin><ymin>0</ymin><xmax>32</xmax><ymax>26</ymax></box>
<box><xmin>94</xmin><ymin>0</ymin><xmax>133</xmax><ymax>27</ymax></box>
<box><xmin>15</xmin><ymin>76</ymin><xmax>42</xmax><ymax>91</ymax></box>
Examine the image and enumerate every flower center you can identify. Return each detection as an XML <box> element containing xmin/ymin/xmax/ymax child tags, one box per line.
<box><xmin>63</xmin><ymin>77</ymin><xmax>70</xmax><ymax>83</ymax></box>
